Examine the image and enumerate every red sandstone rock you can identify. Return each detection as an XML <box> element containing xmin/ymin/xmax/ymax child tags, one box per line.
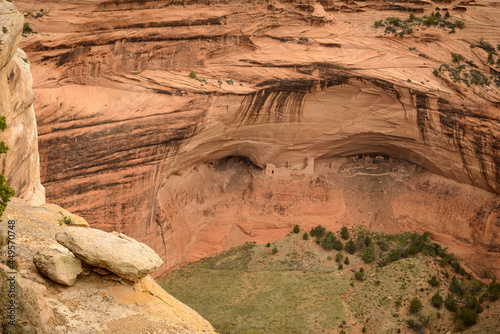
<box><xmin>9</xmin><ymin>0</ymin><xmax>500</xmax><ymax>277</ymax></box>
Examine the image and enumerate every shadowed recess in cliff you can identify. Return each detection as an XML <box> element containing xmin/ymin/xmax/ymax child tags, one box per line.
<box><xmin>316</xmin><ymin>135</ymin><xmax>443</xmax><ymax>176</ymax></box>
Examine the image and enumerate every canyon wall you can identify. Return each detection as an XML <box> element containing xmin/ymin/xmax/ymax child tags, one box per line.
<box><xmin>12</xmin><ymin>0</ymin><xmax>500</xmax><ymax>276</ymax></box>
<box><xmin>0</xmin><ymin>1</ymin><xmax>44</xmax><ymax>205</ymax></box>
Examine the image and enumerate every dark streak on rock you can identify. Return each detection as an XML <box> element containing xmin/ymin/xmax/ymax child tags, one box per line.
<box><xmin>235</xmin><ymin>80</ymin><xmax>314</xmax><ymax>126</ymax></box>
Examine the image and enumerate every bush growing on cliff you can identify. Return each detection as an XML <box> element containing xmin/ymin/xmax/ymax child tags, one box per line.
<box><xmin>22</xmin><ymin>23</ymin><xmax>33</xmax><ymax>34</ymax></box>
<box><xmin>58</xmin><ymin>213</ymin><xmax>74</xmax><ymax>226</ymax></box>
<box><xmin>293</xmin><ymin>225</ymin><xmax>300</xmax><ymax>234</ymax></box>
<box><xmin>189</xmin><ymin>71</ymin><xmax>196</xmax><ymax>79</ymax></box>
<box><xmin>451</xmin><ymin>53</ymin><xmax>462</xmax><ymax>63</ymax></box>
<box><xmin>0</xmin><ymin>116</ymin><xmax>14</xmax><ymax>220</ymax></box>
<box><xmin>302</xmin><ymin>232</ymin><xmax>309</xmax><ymax>241</ymax></box>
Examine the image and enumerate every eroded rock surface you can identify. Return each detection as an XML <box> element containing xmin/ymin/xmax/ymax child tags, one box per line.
<box><xmin>56</xmin><ymin>227</ymin><xmax>163</xmax><ymax>281</ymax></box>
<box><xmin>11</xmin><ymin>0</ymin><xmax>500</xmax><ymax>276</ymax></box>
<box><xmin>0</xmin><ymin>1</ymin><xmax>44</xmax><ymax>206</ymax></box>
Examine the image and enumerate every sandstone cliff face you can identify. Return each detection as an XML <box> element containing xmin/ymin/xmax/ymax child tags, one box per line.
<box><xmin>13</xmin><ymin>0</ymin><xmax>500</xmax><ymax>276</ymax></box>
<box><xmin>0</xmin><ymin>1</ymin><xmax>44</xmax><ymax>205</ymax></box>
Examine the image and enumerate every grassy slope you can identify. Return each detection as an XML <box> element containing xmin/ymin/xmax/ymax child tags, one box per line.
<box><xmin>159</xmin><ymin>230</ymin><xmax>500</xmax><ymax>334</ymax></box>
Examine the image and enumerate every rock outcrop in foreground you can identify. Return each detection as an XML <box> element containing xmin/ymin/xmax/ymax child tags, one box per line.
<box><xmin>0</xmin><ymin>197</ymin><xmax>215</xmax><ymax>334</ymax></box>
<box><xmin>11</xmin><ymin>0</ymin><xmax>500</xmax><ymax>277</ymax></box>
<box><xmin>56</xmin><ymin>227</ymin><xmax>163</xmax><ymax>281</ymax></box>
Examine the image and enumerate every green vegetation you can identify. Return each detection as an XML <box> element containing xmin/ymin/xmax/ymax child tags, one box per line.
<box><xmin>445</xmin><ymin>294</ymin><xmax>458</xmax><ymax>312</ymax></box>
<box><xmin>302</xmin><ymin>232</ymin><xmax>308</xmax><ymax>241</ymax></box>
<box><xmin>2</xmin><ymin>26</ymin><xmax>7</xmax><ymax>34</ymax></box>
<box><xmin>431</xmin><ymin>292</ymin><xmax>443</xmax><ymax>308</ymax></box>
<box><xmin>298</xmin><ymin>37</ymin><xmax>309</xmax><ymax>42</ymax></box>
<box><xmin>374</xmin><ymin>11</ymin><xmax>464</xmax><ymax>37</ymax></box>
<box><xmin>58</xmin><ymin>214</ymin><xmax>74</xmax><ymax>226</ymax></box>
<box><xmin>0</xmin><ymin>116</ymin><xmax>14</xmax><ymax>220</ymax></box>
<box><xmin>340</xmin><ymin>226</ymin><xmax>349</xmax><ymax>240</ymax></box>
<box><xmin>345</xmin><ymin>239</ymin><xmax>356</xmax><ymax>254</ymax></box>
<box><xmin>321</xmin><ymin>231</ymin><xmax>343</xmax><ymax>251</ymax></box>
<box><xmin>409</xmin><ymin>297</ymin><xmax>422</xmax><ymax>314</ymax></box>
<box><xmin>485</xmin><ymin>277</ymin><xmax>500</xmax><ymax>301</ymax></box>
<box><xmin>272</xmin><ymin>247</ymin><xmax>278</xmax><ymax>255</ymax></box>
<box><xmin>362</xmin><ymin>242</ymin><xmax>375</xmax><ymax>263</ymax></box>
<box><xmin>293</xmin><ymin>225</ymin><xmax>300</xmax><ymax>234</ymax></box>
<box><xmin>434</xmin><ymin>63</ymin><xmax>497</xmax><ymax>87</ymax></box>
<box><xmin>451</xmin><ymin>53</ymin><xmax>462</xmax><ymax>63</ymax></box>
<box><xmin>428</xmin><ymin>275</ymin><xmax>440</xmax><ymax>287</ymax></box>
<box><xmin>22</xmin><ymin>23</ymin><xmax>33</xmax><ymax>34</ymax></box>
<box><xmin>189</xmin><ymin>71</ymin><xmax>196</xmax><ymax>79</ymax></box>
<box><xmin>161</xmin><ymin>228</ymin><xmax>500</xmax><ymax>333</ymax></box>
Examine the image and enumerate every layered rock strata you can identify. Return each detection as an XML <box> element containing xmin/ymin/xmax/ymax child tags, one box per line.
<box><xmin>11</xmin><ymin>0</ymin><xmax>500</xmax><ymax>276</ymax></box>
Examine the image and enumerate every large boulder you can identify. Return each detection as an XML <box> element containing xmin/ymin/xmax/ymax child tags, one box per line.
<box><xmin>55</xmin><ymin>227</ymin><xmax>163</xmax><ymax>281</ymax></box>
<box><xmin>33</xmin><ymin>247</ymin><xmax>82</xmax><ymax>286</ymax></box>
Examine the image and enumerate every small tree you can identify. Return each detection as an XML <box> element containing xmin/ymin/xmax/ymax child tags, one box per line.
<box><xmin>293</xmin><ymin>225</ymin><xmax>300</xmax><ymax>234</ymax></box>
<box><xmin>321</xmin><ymin>231</ymin><xmax>337</xmax><ymax>251</ymax></box>
<box><xmin>431</xmin><ymin>292</ymin><xmax>443</xmax><ymax>308</ymax></box>
<box><xmin>428</xmin><ymin>275</ymin><xmax>440</xmax><ymax>287</ymax></box>
<box><xmin>189</xmin><ymin>71</ymin><xmax>196</xmax><ymax>78</ymax></box>
<box><xmin>266</xmin><ymin>242</ymin><xmax>271</xmax><ymax>247</ymax></box>
<box><xmin>362</xmin><ymin>243</ymin><xmax>375</xmax><ymax>263</ymax></box>
<box><xmin>333</xmin><ymin>239</ymin><xmax>343</xmax><ymax>251</ymax></box>
<box><xmin>444</xmin><ymin>10</ymin><xmax>450</xmax><ymax>19</ymax></box>
<box><xmin>457</xmin><ymin>307</ymin><xmax>478</xmax><ymax>327</ymax></box>
<box><xmin>302</xmin><ymin>232</ymin><xmax>309</xmax><ymax>241</ymax></box>
<box><xmin>345</xmin><ymin>240</ymin><xmax>356</xmax><ymax>254</ymax></box>
<box><xmin>449</xmin><ymin>276</ymin><xmax>464</xmax><ymax>296</ymax></box>
<box><xmin>364</xmin><ymin>236</ymin><xmax>372</xmax><ymax>246</ymax></box>
<box><xmin>444</xmin><ymin>294</ymin><xmax>458</xmax><ymax>312</ymax></box>
<box><xmin>487</xmin><ymin>277</ymin><xmax>500</xmax><ymax>301</ymax></box>
<box><xmin>272</xmin><ymin>247</ymin><xmax>278</xmax><ymax>255</ymax></box>
<box><xmin>355</xmin><ymin>269</ymin><xmax>365</xmax><ymax>281</ymax></box>
<box><xmin>409</xmin><ymin>297</ymin><xmax>422</xmax><ymax>314</ymax></box>
<box><xmin>488</xmin><ymin>51</ymin><xmax>494</xmax><ymax>64</ymax></box>
<box><xmin>344</xmin><ymin>256</ymin><xmax>350</xmax><ymax>265</ymax></box>
<box><xmin>340</xmin><ymin>226</ymin><xmax>349</xmax><ymax>240</ymax></box>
